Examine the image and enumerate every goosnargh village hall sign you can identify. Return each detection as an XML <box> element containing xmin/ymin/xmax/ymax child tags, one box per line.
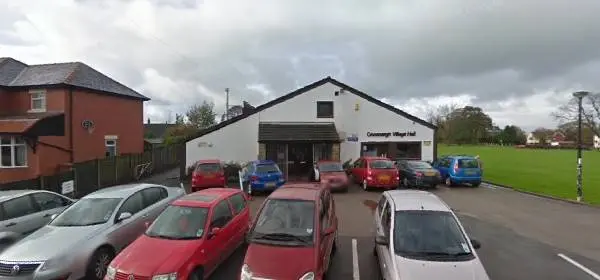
<box><xmin>366</xmin><ymin>131</ymin><xmax>416</xmax><ymax>138</ymax></box>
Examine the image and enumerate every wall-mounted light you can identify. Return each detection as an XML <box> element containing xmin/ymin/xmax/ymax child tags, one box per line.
<box><xmin>355</xmin><ymin>103</ymin><xmax>360</xmax><ymax>111</ymax></box>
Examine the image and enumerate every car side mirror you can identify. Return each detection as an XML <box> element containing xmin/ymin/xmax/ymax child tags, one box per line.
<box><xmin>375</xmin><ymin>235</ymin><xmax>389</xmax><ymax>246</ymax></box>
<box><xmin>116</xmin><ymin>212</ymin><xmax>132</xmax><ymax>222</ymax></box>
<box><xmin>323</xmin><ymin>226</ymin><xmax>335</xmax><ymax>236</ymax></box>
<box><xmin>207</xmin><ymin>227</ymin><xmax>221</xmax><ymax>239</ymax></box>
<box><xmin>470</xmin><ymin>239</ymin><xmax>481</xmax><ymax>249</ymax></box>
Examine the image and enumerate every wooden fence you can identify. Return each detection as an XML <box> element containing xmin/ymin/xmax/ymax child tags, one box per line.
<box><xmin>0</xmin><ymin>145</ymin><xmax>183</xmax><ymax>198</ymax></box>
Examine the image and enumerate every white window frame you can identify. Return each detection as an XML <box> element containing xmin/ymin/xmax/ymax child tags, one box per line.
<box><xmin>105</xmin><ymin>136</ymin><xmax>118</xmax><ymax>157</ymax></box>
<box><xmin>0</xmin><ymin>136</ymin><xmax>28</xmax><ymax>168</ymax></box>
<box><xmin>29</xmin><ymin>90</ymin><xmax>47</xmax><ymax>112</ymax></box>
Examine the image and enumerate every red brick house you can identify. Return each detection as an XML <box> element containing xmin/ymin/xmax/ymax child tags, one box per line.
<box><xmin>0</xmin><ymin>57</ymin><xmax>150</xmax><ymax>184</ymax></box>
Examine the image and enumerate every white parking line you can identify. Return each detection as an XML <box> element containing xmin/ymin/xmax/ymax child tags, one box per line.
<box><xmin>352</xmin><ymin>238</ymin><xmax>360</xmax><ymax>280</ymax></box>
<box><xmin>558</xmin><ymin>253</ymin><xmax>600</xmax><ymax>279</ymax></box>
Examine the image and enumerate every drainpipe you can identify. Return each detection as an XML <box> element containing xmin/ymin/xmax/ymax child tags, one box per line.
<box><xmin>68</xmin><ymin>87</ymin><xmax>74</xmax><ymax>163</ymax></box>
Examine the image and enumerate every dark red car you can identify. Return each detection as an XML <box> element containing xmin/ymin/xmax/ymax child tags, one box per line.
<box><xmin>349</xmin><ymin>156</ymin><xmax>400</xmax><ymax>191</ymax></box>
<box><xmin>106</xmin><ymin>188</ymin><xmax>250</xmax><ymax>280</ymax></box>
<box><xmin>191</xmin><ymin>159</ymin><xmax>226</xmax><ymax>192</ymax></box>
<box><xmin>316</xmin><ymin>160</ymin><xmax>349</xmax><ymax>192</ymax></box>
<box><xmin>241</xmin><ymin>184</ymin><xmax>338</xmax><ymax>280</ymax></box>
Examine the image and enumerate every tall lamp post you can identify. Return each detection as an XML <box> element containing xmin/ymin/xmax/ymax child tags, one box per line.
<box><xmin>573</xmin><ymin>91</ymin><xmax>589</xmax><ymax>202</ymax></box>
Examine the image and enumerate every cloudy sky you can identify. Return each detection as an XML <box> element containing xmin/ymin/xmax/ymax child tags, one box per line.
<box><xmin>3</xmin><ymin>0</ymin><xmax>600</xmax><ymax>131</ymax></box>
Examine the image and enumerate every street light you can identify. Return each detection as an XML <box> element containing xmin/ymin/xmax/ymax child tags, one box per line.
<box><xmin>572</xmin><ymin>91</ymin><xmax>589</xmax><ymax>202</ymax></box>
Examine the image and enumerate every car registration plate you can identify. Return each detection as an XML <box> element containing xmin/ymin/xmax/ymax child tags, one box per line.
<box><xmin>465</xmin><ymin>170</ymin><xmax>476</xmax><ymax>175</ymax></box>
<box><xmin>266</xmin><ymin>182</ymin><xmax>276</xmax><ymax>187</ymax></box>
<box><xmin>378</xmin><ymin>175</ymin><xmax>390</xmax><ymax>181</ymax></box>
<box><xmin>205</xmin><ymin>174</ymin><xmax>215</xmax><ymax>178</ymax></box>
<box><xmin>424</xmin><ymin>171</ymin><xmax>436</xmax><ymax>176</ymax></box>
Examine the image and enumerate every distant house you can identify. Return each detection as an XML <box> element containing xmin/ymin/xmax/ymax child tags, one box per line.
<box><xmin>220</xmin><ymin>101</ymin><xmax>255</xmax><ymax>122</ymax></box>
<box><xmin>526</xmin><ymin>132</ymin><xmax>540</xmax><ymax>145</ymax></box>
<box><xmin>144</xmin><ymin>119</ymin><xmax>177</xmax><ymax>149</ymax></box>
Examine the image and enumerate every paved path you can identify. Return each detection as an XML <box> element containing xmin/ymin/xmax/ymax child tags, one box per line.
<box><xmin>205</xmin><ymin>183</ymin><xmax>600</xmax><ymax>280</ymax></box>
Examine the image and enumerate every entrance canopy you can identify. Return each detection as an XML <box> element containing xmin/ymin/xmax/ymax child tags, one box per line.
<box><xmin>259</xmin><ymin>122</ymin><xmax>340</xmax><ymax>142</ymax></box>
<box><xmin>0</xmin><ymin>112</ymin><xmax>65</xmax><ymax>152</ymax></box>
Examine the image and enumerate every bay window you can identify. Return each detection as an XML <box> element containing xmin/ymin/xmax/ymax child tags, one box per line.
<box><xmin>0</xmin><ymin>136</ymin><xmax>28</xmax><ymax>168</ymax></box>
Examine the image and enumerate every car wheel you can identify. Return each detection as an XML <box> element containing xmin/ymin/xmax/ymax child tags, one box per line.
<box><xmin>86</xmin><ymin>247</ymin><xmax>114</xmax><ymax>280</ymax></box>
<box><xmin>472</xmin><ymin>182</ymin><xmax>481</xmax><ymax>187</ymax></box>
<box><xmin>445</xmin><ymin>177</ymin><xmax>453</xmax><ymax>187</ymax></box>
<box><xmin>189</xmin><ymin>267</ymin><xmax>204</xmax><ymax>280</ymax></box>
<box><xmin>362</xmin><ymin>179</ymin><xmax>369</xmax><ymax>191</ymax></box>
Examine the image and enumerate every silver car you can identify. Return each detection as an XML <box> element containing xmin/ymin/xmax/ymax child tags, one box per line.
<box><xmin>0</xmin><ymin>190</ymin><xmax>74</xmax><ymax>250</ymax></box>
<box><xmin>0</xmin><ymin>183</ymin><xmax>185</xmax><ymax>280</ymax></box>
<box><xmin>373</xmin><ymin>190</ymin><xmax>490</xmax><ymax>280</ymax></box>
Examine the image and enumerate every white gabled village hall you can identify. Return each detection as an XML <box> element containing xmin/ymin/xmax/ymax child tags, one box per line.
<box><xmin>185</xmin><ymin>77</ymin><xmax>438</xmax><ymax>180</ymax></box>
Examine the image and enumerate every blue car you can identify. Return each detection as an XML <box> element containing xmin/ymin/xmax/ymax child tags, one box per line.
<box><xmin>432</xmin><ymin>155</ymin><xmax>482</xmax><ymax>187</ymax></box>
<box><xmin>241</xmin><ymin>160</ymin><xmax>286</xmax><ymax>193</ymax></box>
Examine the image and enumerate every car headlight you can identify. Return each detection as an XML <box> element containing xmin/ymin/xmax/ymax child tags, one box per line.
<box><xmin>240</xmin><ymin>264</ymin><xmax>253</xmax><ymax>280</ymax></box>
<box><xmin>299</xmin><ymin>272</ymin><xmax>315</xmax><ymax>280</ymax></box>
<box><xmin>106</xmin><ymin>266</ymin><xmax>116</xmax><ymax>280</ymax></box>
<box><xmin>152</xmin><ymin>273</ymin><xmax>177</xmax><ymax>280</ymax></box>
<box><xmin>39</xmin><ymin>255</ymin><xmax>69</xmax><ymax>271</ymax></box>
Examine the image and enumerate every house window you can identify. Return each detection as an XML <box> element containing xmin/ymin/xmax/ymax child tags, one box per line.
<box><xmin>317</xmin><ymin>101</ymin><xmax>334</xmax><ymax>118</ymax></box>
<box><xmin>105</xmin><ymin>139</ymin><xmax>118</xmax><ymax>157</ymax></box>
<box><xmin>0</xmin><ymin>136</ymin><xmax>28</xmax><ymax>168</ymax></box>
<box><xmin>30</xmin><ymin>90</ymin><xmax>47</xmax><ymax>112</ymax></box>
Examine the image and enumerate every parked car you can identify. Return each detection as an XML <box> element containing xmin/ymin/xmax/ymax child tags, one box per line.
<box><xmin>432</xmin><ymin>155</ymin><xmax>482</xmax><ymax>187</ymax></box>
<box><xmin>0</xmin><ymin>190</ymin><xmax>74</xmax><ymax>250</ymax></box>
<box><xmin>0</xmin><ymin>183</ymin><xmax>185</xmax><ymax>280</ymax></box>
<box><xmin>373</xmin><ymin>190</ymin><xmax>490</xmax><ymax>280</ymax></box>
<box><xmin>241</xmin><ymin>160</ymin><xmax>286</xmax><ymax>194</ymax></box>
<box><xmin>191</xmin><ymin>159</ymin><xmax>226</xmax><ymax>192</ymax></box>
<box><xmin>396</xmin><ymin>160</ymin><xmax>441</xmax><ymax>189</ymax></box>
<box><xmin>311</xmin><ymin>160</ymin><xmax>349</xmax><ymax>192</ymax></box>
<box><xmin>242</xmin><ymin>183</ymin><xmax>338</xmax><ymax>280</ymax></box>
<box><xmin>106</xmin><ymin>188</ymin><xmax>250</xmax><ymax>280</ymax></box>
<box><xmin>348</xmin><ymin>157</ymin><xmax>400</xmax><ymax>191</ymax></box>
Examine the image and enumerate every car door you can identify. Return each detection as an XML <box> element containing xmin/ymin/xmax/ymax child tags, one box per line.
<box><xmin>435</xmin><ymin>157</ymin><xmax>449</xmax><ymax>177</ymax></box>
<box><xmin>227</xmin><ymin>193</ymin><xmax>249</xmax><ymax>248</ymax></box>
<box><xmin>207</xmin><ymin>199</ymin><xmax>235</xmax><ymax>269</ymax></box>
<box><xmin>30</xmin><ymin>192</ymin><xmax>72</xmax><ymax>227</ymax></box>
<box><xmin>0</xmin><ymin>195</ymin><xmax>42</xmax><ymax>237</ymax></box>
<box><xmin>111</xmin><ymin>191</ymin><xmax>146</xmax><ymax>251</ymax></box>
<box><xmin>351</xmin><ymin>159</ymin><xmax>364</xmax><ymax>182</ymax></box>
<box><xmin>140</xmin><ymin>187</ymin><xmax>169</xmax><ymax>222</ymax></box>
<box><xmin>375</xmin><ymin>197</ymin><xmax>393</xmax><ymax>280</ymax></box>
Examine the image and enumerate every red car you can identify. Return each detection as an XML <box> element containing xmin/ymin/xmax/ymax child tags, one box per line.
<box><xmin>241</xmin><ymin>183</ymin><xmax>338</xmax><ymax>280</ymax></box>
<box><xmin>316</xmin><ymin>160</ymin><xmax>349</xmax><ymax>192</ymax></box>
<box><xmin>105</xmin><ymin>188</ymin><xmax>250</xmax><ymax>280</ymax></box>
<box><xmin>349</xmin><ymin>156</ymin><xmax>400</xmax><ymax>191</ymax></box>
<box><xmin>191</xmin><ymin>159</ymin><xmax>226</xmax><ymax>192</ymax></box>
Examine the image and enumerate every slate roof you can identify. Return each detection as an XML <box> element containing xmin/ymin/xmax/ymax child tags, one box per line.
<box><xmin>258</xmin><ymin>122</ymin><xmax>340</xmax><ymax>142</ymax></box>
<box><xmin>0</xmin><ymin>57</ymin><xmax>149</xmax><ymax>101</ymax></box>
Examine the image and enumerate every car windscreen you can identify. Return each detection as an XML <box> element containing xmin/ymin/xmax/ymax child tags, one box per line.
<box><xmin>370</xmin><ymin>160</ymin><xmax>395</xmax><ymax>169</ymax></box>
<box><xmin>196</xmin><ymin>163</ymin><xmax>222</xmax><ymax>173</ymax></box>
<box><xmin>50</xmin><ymin>198</ymin><xmax>122</xmax><ymax>227</ymax></box>
<box><xmin>251</xmin><ymin>199</ymin><xmax>315</xmax><ymax>245</ymax></box>
<box><xmin>146</xmin><ymin>205</ymin><xmax>209</xmax><ymax>240</ymax></box>
<box><xmin>393</xmin><ymin>210</ymin><xmax>472</xmax><ymax>259</ymax></box>
<box><xmin>256</xmin><ymin>164</ymin><xmax>280</xmax><ymax>174</ymax></box>
<box><xmin>318</xmin><ymin>162</ymin><xmax>344</xmax><ymax>172</ymax></box>
<box><xmin>408</xmin><ymin>161</ymin><xmax>433</xmax><ymax>169</ymax></box>
<box><xmin>458</xmin><ymin>159</ymin><xmax>479</xmax><ymax>168</ymax></box>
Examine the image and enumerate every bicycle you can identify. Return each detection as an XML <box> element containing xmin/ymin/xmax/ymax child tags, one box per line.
<box><xmin>134</xmin><ymin>162</ymin><xmax>153</xmax><ymax>181</ymax></box>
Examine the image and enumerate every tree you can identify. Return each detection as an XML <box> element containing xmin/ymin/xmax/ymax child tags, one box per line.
<box><xmin>186</xmin><ymin>101</ymin><xmax>217</xmax><ymax>129</ymax></box>
<box><xmin>174</xmin><ymin>113</ymin><xmax>185</xmax><ymax>125</ymax></box>
<box><xmin>557</xmin><ymin>121</ymin><xmax>595</xmax><ymax>145</ymax></box>
<box><xmin>552</xmin><ymin>93</ymin><xmax>600</xmax><ymax>138</ymax></box>
<box><xmin>426</xmin><ymin>104</ymin><xmax>459</xmax><ymax>143</ymax></box>
<box><xmin>531</xmin><ymin>127</ymin><xmax>554</xmax><ymax>144</ymax></box>
<box><xmin>445</xmin><ymin>106</ymin><xmax>494</xmax><ymax>144</ymax></box>
<box><xmin>498</xmin><ymin>125</ymin><xmax>527</xmax><ymax>145</ymax></box>
<box><xmin>163</xmin><ymin>124</ymin><xmax>199</xmax><ymax>145</ymax></box>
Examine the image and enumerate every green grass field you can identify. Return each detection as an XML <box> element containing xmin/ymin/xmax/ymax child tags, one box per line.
<box><xmin>439</xmin><ymin>145</ymin><xmax>600</xmax><ymax>205</ymax></box>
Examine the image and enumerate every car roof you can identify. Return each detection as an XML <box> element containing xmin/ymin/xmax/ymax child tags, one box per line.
<box><xmin>85</xmin><ymin>183</ymin><xmax>164</xmax><ymax>199</ymax></box>
<box><xmin>252</xmin><ymin>160</ymin><xmax>276</xmax><ymax>165</ymax></box>
<box><xmin>385</xmin><ymin>190</ymin><xmax>451</xmax><ymax>212</ymax></box>
<box><xmin>362</xmin><ymin>156</ymin><xmax>390</xmax><ymax>161</ymax></box>
<box><xmin>0</xmin><ymin>190</ymin><xmax>43</xmax><ymax>202</ymax></box>
<box><xmin>267</xmin><ymin>183</ymin><xmax>321</xmax><ymax>201</ymax></box>
<box><xmin>197</xmin><ymin>159</ymin><xmax>221</xmax><ymax>164</ymax></box>
<box><xmin>173</xmin><ymin>188</ymin><xmax>241</xmax><ymax>207</ymax></box>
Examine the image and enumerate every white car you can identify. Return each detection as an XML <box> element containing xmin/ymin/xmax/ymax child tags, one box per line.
<box><xmin>373</xmin><ymin>190</ymin><xmax>490</xmax><ymax>280</ymax></box>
